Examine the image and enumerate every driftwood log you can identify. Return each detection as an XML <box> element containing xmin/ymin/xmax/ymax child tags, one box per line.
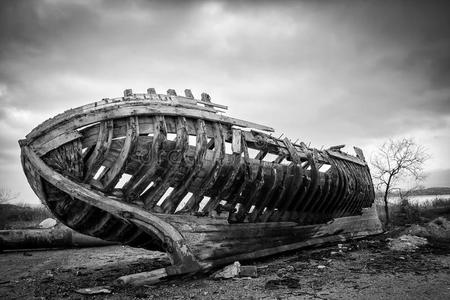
<box><xmin>0</xmin><ymin>228</ymin><xmax>116</xmax><ymax>250</ymax></box>
<box><xmin>19</xmin><ymin>89</ymin><xmax>383</xmax><ymax>283</ymax></box>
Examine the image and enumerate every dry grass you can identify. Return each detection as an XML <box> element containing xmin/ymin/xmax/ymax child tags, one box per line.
<box><xmin>376</xmin><ymin>196</ymin><xmax>450</xmax><ymax>226</ymax></box>
<box><xmin>0</xmin><ymin>204</ymin><xmax>53</xmax><ymax>229</ymax></box>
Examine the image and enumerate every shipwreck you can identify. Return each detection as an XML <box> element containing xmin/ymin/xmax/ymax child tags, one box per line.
<box><xmin>19</xmin><ymin>88</ymin><xmax>382</xmax><ymax>284</ymax></box>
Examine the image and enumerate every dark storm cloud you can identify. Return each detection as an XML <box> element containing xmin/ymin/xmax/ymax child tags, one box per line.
<box><xmin>0</xmin><ymin>0</ymin><xmax>449</xmax><ymax>203</ymax></box>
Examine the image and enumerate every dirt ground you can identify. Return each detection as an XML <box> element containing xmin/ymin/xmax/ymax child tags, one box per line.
<box><xmin>1</xmin><ymin>234</ymin><xmax>449</xmax><ymax>300</ymax></box>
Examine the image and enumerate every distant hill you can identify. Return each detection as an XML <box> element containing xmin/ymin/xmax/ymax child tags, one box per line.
<box><xmin>410</xmin><ymin>187</ymin><xmax>450</xmax><ymax>196</ymax></box>
<box><xmin>373</xmin><ymin>187</ymin><xmax>450</xmax><ymax>198</ymax></box>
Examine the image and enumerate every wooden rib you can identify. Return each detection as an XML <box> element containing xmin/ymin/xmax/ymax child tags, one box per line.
<box><xmin>332</xmin><ymin>159</ymin><xmax>350</xmax><ymax>217</ymax></box>
<box><xmin>100</xmin><ymin>116</ymin><xmax>138</xmax><ymax>191</ymax></box>
<box><xmin>307</xmin><ymin>171</ymin><xmax>331</xmax><ymax>223</ymax></box>
<box><xmin>321</xmin><ymin>158</ymin><xmax>341</xmax><ymax>215</ymax></box>
<box><xmin>323</xmin><ymin>158</ymin><xmax>345</xmax><ymax>216</ymax></box>
<box><xmin>84</xmin><ymin>120</ymin><xmax>114</xmax><ymax>182</ymax></box>
<box><xmin>358</xmin><ymin>165</ymin><xmax>369</xmax><ymax>208</ymax></box>
<box><xmin>240</xmin><ymin>163</ymin><xmax>265</xmax><ymax>221</ymax></box>
<box><xmin>352</xmin><ymin>163</ymin><xmax>367</xmax><ymax>214</ymax></box>
<box><xmin>267</xmin><ymin>165</ymin><xmax>295</xmax><ymax>222</ymax></box>
<box><xmin>342</xmin><ymin>161</ymin><xmax>358</xmax><ymax>216</ymax></box>
<box><xmin>162</xmin><ymin>119</ymin><xmax>208</xmax><ymax>213</ymax></box>
<box><xmin>311</xmin><ymin>153</ymin><xmax>334</xmax><ymax>213</ymax></box>
<box><xmin>122</xmin><ymin>116</ymin><xmax>167</xmax><ymax>197</ymax></box>
<box><xmin>247</xmin><ymin>167</ymin><xmax>279</xmax><ymax>222</ymax></box>
<box><xmin>345</xmin><ymin>161</ymin><xmax>359</xmax><ymax>215</ymax></box>
<box><xmin>347</xmin><ymin>162</ymin><xmax>364</xmax><ymax>215</ymax></box>
<box><xmin>143</xmin><ymin>117</ymin><xmax>189</xmax><ymax>210</ymax></box>
<box><xmin>181</xmin><ymin>123</ymin><xmax>225</xmax><ymax>212</ymax></box>
<box><xmin>254</xmin><ymin>150</ymin><xmax>268</xmax><ymax>160</ymax></box>
<box><xmin>285</xmin><ymin>163</ymin><xmax>313</xmax><ymax>221</ymax></box>
<box><xmin>294</xmin><ymin>152</ymin><xmax>319</xmax><ymax>223</ymax></box>
<box><xmin>227</xmin><ymin>133</ymin><xmax>254</xmax><ymax>222</ymax></box>
<box><xmin>277</xmin><ymin>164</ymin><xmax>304</xmax><ymax>221</ymax></box>
<box><xmin>261</xmin><ymin>166</ymin><xmax>289</xmax><ymax>222</ymax></box>
<box><xmin>21</xmin><ymin>153</ymin><xmax>47</xmax><ymax>202</ymax></box>
<box><xmin>355</xmin><ymin>165</ymin><xmax>369</xmax><ymax>210</ymax></box>
<box><xmin>313</xmin><ymin>163</ymin><xmax>337</xmax><ymax>217</ymax></box>
<box><xmin>340</xmin><ymin>161</ymin><xmax>358</xmax><ymax>217</ymax></box>
<box><xmin>362</xmin><ymin>164</ymin><xmax>374</xmax><ymax>207</ymax></box>
<box><xmin>204</xmin><ymin>132</ymin><xmax>243</xmax><ymax>215</ymax></box>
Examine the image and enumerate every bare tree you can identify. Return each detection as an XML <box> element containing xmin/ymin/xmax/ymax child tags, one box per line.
<box><xmin>371</xmin><ymin>138</ymin><xmax>430</xmax><ymax>226</ymax></box>
<box><xmin>0</xmin><ymin>187</ymin><xmax>19</xmax><ymax>204</ymax></box>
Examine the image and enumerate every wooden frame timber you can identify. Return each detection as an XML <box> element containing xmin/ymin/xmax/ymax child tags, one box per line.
<box><xmin>19</xmin><ymin>89</ymin><xmax>382</xmax><ymax>283</ymax></box>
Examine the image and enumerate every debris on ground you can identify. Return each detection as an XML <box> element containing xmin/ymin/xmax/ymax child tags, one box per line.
<box><xmin>404</xmin><ymin>217</ymin><xmax>450</xmax><ymax>240</ymax></box>
<box><xmin>212</xmin><ymin>262</ymin><xmax>258</xmax><ymax>279</ymax></box>
<box><xmin>75</xmin><ymin>286</ymin><xmax>112</xmax><ymax>295</ymax></box>
<box><xmin>38</xmin><ymin>218</ymin><xmax>57</xmax><ymax>229</ymax></box>
<box><xmin>40</xmin><ymin>270</ymin><xmax>54</xmax><ymax>283</ymax></box>
<box><xmin>388</xmin><ymin>234</ymin><xmax>428</xmax><ymax>252</ymax></box>
<box><xmin>1</xmin><ymin>236</ymin><xmax>450</xmax><ymax>299</ymax></box>
<box><xmin>212</xmin><ymin>261</ymin><xmax>241</xmax><ymax>279</ymax></box>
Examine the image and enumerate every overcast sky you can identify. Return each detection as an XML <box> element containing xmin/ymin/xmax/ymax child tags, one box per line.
<box><xmin>1</xmin><ymin>0</ymin><xmax>449</xmax><ymax>205</ymax></box>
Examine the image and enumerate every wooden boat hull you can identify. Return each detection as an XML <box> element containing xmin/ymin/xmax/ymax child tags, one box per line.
<box><xmin>19</xmin><ymin>89</ymin><xmax>382</xmax><ymax>278</ymax></box>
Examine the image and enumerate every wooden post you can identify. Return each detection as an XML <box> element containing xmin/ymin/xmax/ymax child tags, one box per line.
<box><xmin>184</xmin><ymin>89</ymin><xmax>194</xmax><ymax>98</ymax></box>
<box><xmin>167</xmin><ymin>89</ymin><xmax>177</xmax><ymax>96</ymax></box>
<box><xmin>124</xmin><ymin>89</ymin><xmax>133</xmax><ymax>97</ymax></box>
<box><xmin>232</xmin><ymin>129</ymin><xmax>242</xmax><ymax>154</ymax></box>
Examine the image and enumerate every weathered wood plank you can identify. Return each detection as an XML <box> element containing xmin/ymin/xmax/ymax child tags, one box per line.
<box><xmin>33</xmin><ymin>130</ymin><xmax>83</xmax><ymax>156</ymax></box>
<box><xmin>26</xmin><ymin>100</ymin><xmax>274</xmax><ymax>147</ymax></box>
<box><xmin>327</xmin><ymin>150</ymin><xmax>366</xmax><ymax>166</ymax></box>
<box><xmin>198</xmin><ymin>205</ymin><xmax>382</xmax><ymax>265</ymax></box>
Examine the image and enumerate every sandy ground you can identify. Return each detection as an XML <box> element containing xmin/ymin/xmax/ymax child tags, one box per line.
<box><xmin>0</xmin><ymin>236</ymin><xmax>449</xmax><ymax>300</ymax></box>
